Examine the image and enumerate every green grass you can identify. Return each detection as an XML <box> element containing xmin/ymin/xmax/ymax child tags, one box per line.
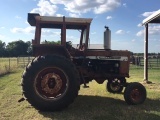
<box><xmin>0</xmin><ymin>66</ymin><xmax>160</xmax><ymax>120</ymax></box>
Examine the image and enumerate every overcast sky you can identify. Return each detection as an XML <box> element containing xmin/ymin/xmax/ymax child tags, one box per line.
<box><xmin>0</xmin><ymin>0</ymin><xmax>160</xmax><ymax>53</ymax></box>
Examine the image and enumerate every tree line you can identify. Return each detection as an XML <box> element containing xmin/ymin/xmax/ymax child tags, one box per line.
<box><xmin>0</xmin><ymin>39</ymin><xmax>159</xmax><ymax>57</ymax></box>
<box><xmin>0</xmin><ymin>40</ymin><xmax>32</xmax><ymax>57</ymax></box>
<box><xmin>0</xmin><ymin>40</ymin><xmax>61</xmax><ymax>57</ymax></box>
<box><xmin>133</xmin><ymin>53</ymin><xmax>160</xmax><ymax>57</ymax></box>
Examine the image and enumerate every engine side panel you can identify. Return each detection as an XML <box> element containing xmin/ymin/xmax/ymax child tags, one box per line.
<box><xmin>73</xmin><ymin>49</ymin><xmax>130</xmax><ymax>84</ymax></box>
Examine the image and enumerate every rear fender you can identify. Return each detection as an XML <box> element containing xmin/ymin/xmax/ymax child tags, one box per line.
<box><xmin>32</xmin><ymin>44</ymin><xmax>70</xmax><ymax>58</ymax></box>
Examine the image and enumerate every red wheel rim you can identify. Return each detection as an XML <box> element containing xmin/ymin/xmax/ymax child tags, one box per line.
<box><xmin>130</xmin><ymin>89</ymin><xmax>142</xmax><ymax>103</ymax></box>
<box><xmin>34</xmin><ymin>67</ymin><xmax>69</xmax><ymax>100</ymax></box>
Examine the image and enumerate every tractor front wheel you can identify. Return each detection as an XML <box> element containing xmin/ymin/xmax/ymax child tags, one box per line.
<box><xmin>124</xmin><ymin>82</ymin><xmax>146</xmax><ymax>105</ymax></box>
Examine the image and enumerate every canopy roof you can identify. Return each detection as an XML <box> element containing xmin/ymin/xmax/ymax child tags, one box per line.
<box><xmin>142</xmin><ymin>9</ymin><xmax>160</xmax><ymax>25</ymax></box>
<box><xmin>28</xmin><ymin>13</ymin><xmax>92</xmax><ymax>29</ymax></box>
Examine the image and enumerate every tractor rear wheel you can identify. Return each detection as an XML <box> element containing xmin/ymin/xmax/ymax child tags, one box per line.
<box><xmin>21</xmin><ymin>55</ymin><xmax>80</xmax><ymax>111</ymax></box>
<box><xmin>124</xmin><ymin>82</ymin><xmax>146</xmax><ymax>105</ymax></box>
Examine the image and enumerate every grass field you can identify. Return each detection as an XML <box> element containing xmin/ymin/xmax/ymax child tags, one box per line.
<box><xmin>0</xmin><ymin>65</ymin><xmax>160</xmax><ymax>120</ymax></box>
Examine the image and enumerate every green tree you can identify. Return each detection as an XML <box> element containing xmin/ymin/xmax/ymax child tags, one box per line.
<box><xmin>0</xmin><ymin>40</ymin><xmax>6</xmax><ymax>57</ymax></box>
<box><xmin>26</xmin><ymin>41</ymin><xmax>32</xmax><ymax>55</ymax></box>
<box><xmin>6</xmin><ymin>40</ymin><xmax>29</xmax><ymax>57</ymax></box>
<box><xmin>41</xmin><ymin>40</ymin><xmax>61</xmax><ymax>45</ymax></box>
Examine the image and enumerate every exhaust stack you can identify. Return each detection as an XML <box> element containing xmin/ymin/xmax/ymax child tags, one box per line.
<box><xmin>104</xmin><ymin>26</ymin><xmax>111</xmax><ymax>50</ymax></box>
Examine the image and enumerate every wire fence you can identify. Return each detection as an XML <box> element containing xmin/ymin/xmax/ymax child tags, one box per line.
<box><xmin>131</xmin><ymin>56</ymin><xmax>160</xmax><ymax>69</ymax></box>
<box><xmin>0</xmin><ymin>57</ymin><xmax>33</xmax><ymax>76</ymax></box>
<box><xmin>17</xmin><ymin>56</ymin><xmax>34</xmax><ymax>67</ymax></box>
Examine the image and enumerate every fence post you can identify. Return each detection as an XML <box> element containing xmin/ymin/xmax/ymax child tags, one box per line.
<box><xmin>23</xmin><ymin>57</ymin><xmax>25</xmax><ymax>67</ymax></box>
<box><xmin>28</xmin><ymin>56</ymin><xmax>30</xmax><ymax>65</ymax></box>
<box><xmin>9</xmin><ymin>57</ymin><xmax>10</xmax><ymax>71</ymax></box>
<box><xmin>17</xmin><ymin>57</ymin><xmax>18</xmax><ymax>67</ymax></box>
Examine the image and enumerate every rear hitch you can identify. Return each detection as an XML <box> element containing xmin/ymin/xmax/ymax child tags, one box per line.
<box><xmin>18</xmin><ymin>97</ymin><xmax>25</xmax><ymax>102</ymax></box>
<box><xmin>83</xmin><ymin>84</ymin><xmax>89</xmax><ymax>88</ymax></box>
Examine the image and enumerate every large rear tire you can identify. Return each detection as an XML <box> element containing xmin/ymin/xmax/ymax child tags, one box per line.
<box><xmin>21</xmin><ymin>55</ymin><xmax>80</xmax><ymax>111</ymax></box>
<box><xmin>124</xmin><ymin>82</ymin><xmax>146</xmax><ymax>105</ymax></box>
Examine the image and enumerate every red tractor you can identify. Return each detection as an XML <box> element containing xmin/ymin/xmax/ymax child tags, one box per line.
<box><xmin>21</xmin><ymin>13</ymin><xmax>146</xmax><ymax>111</ymax></box>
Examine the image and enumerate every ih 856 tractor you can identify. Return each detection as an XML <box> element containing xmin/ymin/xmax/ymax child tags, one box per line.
<box><xmin>21</xmin><ymin>13</ymin><xmax>146</xmax><ymax>111</ymax></box>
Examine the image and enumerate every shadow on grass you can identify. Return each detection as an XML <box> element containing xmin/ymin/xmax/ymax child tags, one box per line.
<box><xmin>38</xmin><ymin>95</ymin><xmax>160</xmax><ymax>120</ymax></box>
<box><xmin>0</xmin><ymin>67</ymin><xmax>24</xmax><ymax>77</ymax></box>
<box><xmin>0</xmin><ymin>71</ymin><xmax>17</xmax><ymax>78</ymax></box>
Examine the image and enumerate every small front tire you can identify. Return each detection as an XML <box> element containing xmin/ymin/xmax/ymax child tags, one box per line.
<box><xmin>124</xmin><ymin>82</ymin><xmax>146</xmax><ymax>105</ymax></box>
